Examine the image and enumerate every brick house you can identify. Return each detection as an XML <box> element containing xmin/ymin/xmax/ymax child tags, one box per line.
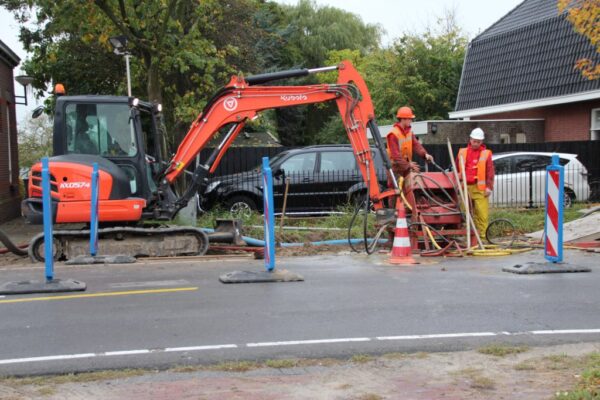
<box><xmin>0</xmin><ymin>40</ymin><xmax>21</xmax><ymax>223</ymax></box>
<box><xmin>449</xmin><ymin>0</ymin><xmax>600</xmax><ymax>142</ymax></box>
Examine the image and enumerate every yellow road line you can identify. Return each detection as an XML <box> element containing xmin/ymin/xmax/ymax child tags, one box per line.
<box><xmin>0</xmin><ymin>287</ymin><xmax>198</xmax><ymax>304</ymax></box>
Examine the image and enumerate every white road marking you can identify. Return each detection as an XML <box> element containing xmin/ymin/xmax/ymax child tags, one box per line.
<box><xmin>165</xmin><ymin>344</ymin><xmax>238</xmax><ymax>352</ymax></box>
<box><xmin>104</xmin><ymin>350</ymin><xmax>151</xmax><ymax>356</ymax></box>
<box><xmin>531</xmin><ymin>329</ymin><xmax>600</xmax><ymax>335</ymax></box>
<box><xmin>0</xmin><ymin>353</ymin><xmax>96</xmax><ymax>365</ymax></box>
<box><xmin>377</xmin><ymin>332</ymin><xmax>496</xmax><ymax>341</ymax></box>
<box><xmin>247</xmin><ymin>338</ymin><xmax>371</xmax><ymax>347</ymax></box>
<box><xmin>1</xmin><ymin>329</ymin><xmax>599</xmax><ymax>366</ymax></box>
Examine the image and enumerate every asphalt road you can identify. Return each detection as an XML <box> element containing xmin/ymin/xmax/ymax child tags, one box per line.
<box><xmin>0</xmin><ymin>249</ymin><xmax>598</xmax><ymax>376</ymax></box>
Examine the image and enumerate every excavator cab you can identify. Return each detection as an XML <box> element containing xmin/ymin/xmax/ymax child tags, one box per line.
<box><xmin>52</xmin><ymin>96</ymin><xmax>160</xmax><ymax>200</ymax></box>
<box><xmin>22</xmin><ymin>96</ymin><xmax>163</xmax><ymax>224</ymax></box>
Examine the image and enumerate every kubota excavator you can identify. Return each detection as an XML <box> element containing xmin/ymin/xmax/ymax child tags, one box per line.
<box><xmin>22</xmin><ymin>60</ymin><xmax>401</xmax><ymax>261</ymax></box>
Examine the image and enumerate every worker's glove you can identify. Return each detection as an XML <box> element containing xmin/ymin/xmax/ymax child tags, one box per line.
<box><xmin>425</xmin><ymin>154</ymin><xmax>434</xmax><ymax>163</ymax></box>
<box><xmin>484</xmin><ymin>188</ymin><xmax>492</xmax><ymax>197</ymax></box>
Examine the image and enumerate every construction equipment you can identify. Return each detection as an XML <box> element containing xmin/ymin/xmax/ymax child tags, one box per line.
<box><xmin>21</xmin><ymin>61</ymin><xmax>401</xmax><ymax>261</ymax></box>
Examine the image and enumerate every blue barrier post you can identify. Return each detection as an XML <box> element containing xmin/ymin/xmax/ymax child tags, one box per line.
<box><xmin>90</xmin><ymin>162</ymin><xmax>99</xmax><ymax>256</ymax></box>
<box><xmin>262</xmin><ymin>157</ymin><xmax>276</xmax><ymax>272</ymax></box>
<box><xmin>41</xmin><ymin>157</ymin><xmax>54</xmax><ymax>281</ymax></box>
<box><xmin>544</xmin><ymin>154</ymin><xmax>564</xmax><ymax>263</ymax></box>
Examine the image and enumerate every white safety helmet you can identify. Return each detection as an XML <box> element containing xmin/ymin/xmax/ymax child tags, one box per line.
<box><xmin>470</xmin><ymin>127</ymin><xmax>485</xmax><ymax>140</ymax></box>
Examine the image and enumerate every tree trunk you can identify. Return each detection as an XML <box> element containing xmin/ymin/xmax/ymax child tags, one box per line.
<box><xmin>147</xmin><ymin>61</ymin><xmax>162</xmax><ymax>104</ymax></box>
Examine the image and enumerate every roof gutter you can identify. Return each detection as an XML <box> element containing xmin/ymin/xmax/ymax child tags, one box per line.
<box><xmin>450</xmin><ymin>89</ymin><xmax>600</xmax><ymax>119</ymax></box>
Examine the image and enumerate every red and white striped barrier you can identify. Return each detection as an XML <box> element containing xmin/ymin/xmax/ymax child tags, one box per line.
<box><xmin>544</xmin><ymin>155</ymin><xmax>564</xmax><ymax>263</ymax></box>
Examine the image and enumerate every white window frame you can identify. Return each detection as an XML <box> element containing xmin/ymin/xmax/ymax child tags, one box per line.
<box><xmin>500</xmin><ymin>133</ymin><xmax>511</xmax><ymax>144</ymax></box>
<box><xmin>516</xmin><ymin>133</ymin><xmax>527</xmax><ymax>143</ymax></box>
<box><xmin>591</xmin><ymin>108</ymin><xmax>600</xmax><ymax>141</ymax></box>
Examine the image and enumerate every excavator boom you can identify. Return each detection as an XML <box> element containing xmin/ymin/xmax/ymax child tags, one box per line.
<box><xmin>161</xmin><ymin>60</ymin><xmax>396</xmax><ymax>215</ymax></box>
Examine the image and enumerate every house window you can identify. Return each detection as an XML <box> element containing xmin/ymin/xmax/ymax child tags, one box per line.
<box><xmin>592</xmin><ymin>108</ymin><xmax>600</xmax><ymax>141</ymax></box>
<box><xmin>516</xmin><ymin>133</ymin><xmax>527</xmax><ymax>143</ymax></box>
<box><xmin>500</xmin><ymin>133</ymin><xmax>511</xmax><ymax>144</ymax></box>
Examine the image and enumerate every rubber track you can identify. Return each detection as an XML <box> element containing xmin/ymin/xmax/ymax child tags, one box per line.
<box><xmin>28</xmin><ymin>226</ymin><xmax>209</xmax><ymax>262</ymax></box>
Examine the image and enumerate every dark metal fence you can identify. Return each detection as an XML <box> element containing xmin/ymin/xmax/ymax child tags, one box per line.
<box><xmin>198</xmin><ymin>141</ymin><xmax>600</xmax><ymax>210</ymax></box>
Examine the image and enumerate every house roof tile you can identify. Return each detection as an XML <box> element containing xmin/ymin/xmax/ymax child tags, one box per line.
<box><xmin>455</xmin><ymin>0</ymin><xmax>600</xmax><ymax>113</ymax></box>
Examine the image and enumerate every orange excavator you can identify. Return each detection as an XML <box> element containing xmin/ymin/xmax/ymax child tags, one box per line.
<box><xmin>22</xmin><ymin>61</ymin><xmax>401</xmax><ymax>261</ymax></box>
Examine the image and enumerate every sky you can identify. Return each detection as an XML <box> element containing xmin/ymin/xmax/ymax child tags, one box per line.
<box><xmin>1</xmin><ymin>0</ymin><xmax>524</xmax><ymax>121</ymax></box>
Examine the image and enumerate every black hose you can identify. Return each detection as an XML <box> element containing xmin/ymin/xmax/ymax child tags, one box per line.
<box><xmin>413</xmin><ymin>174</ymin><xmax>460</xmax><ymax>212</ymax></box>
<box><xmin>347</xmin><ymin>196</ymin><xmax>365</xmax><ymax>253</ymax></box>
<box><xmin>0</xmin><ymin>229</ymin><xmax>28</xmax><ymax>256</ymax></box>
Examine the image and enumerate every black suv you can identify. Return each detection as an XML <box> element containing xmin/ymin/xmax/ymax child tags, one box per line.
<box><xmin>201</xmin><ymin>145</ymin><xmax>387</xmax><ymax>216</ymax></box>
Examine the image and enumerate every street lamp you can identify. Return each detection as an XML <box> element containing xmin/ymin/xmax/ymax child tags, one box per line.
<box><xmin>14</xmin><ymin>75</ymin><xmax>34</xmax><ymax>105</ymax></box>
<box><xmin>109</xmin><ymin>35</ymin><xmax>132</xmax><ymax>97</ymax></box>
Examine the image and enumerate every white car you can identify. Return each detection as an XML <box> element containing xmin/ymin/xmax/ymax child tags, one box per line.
<box><xmin>491</xmin><ymin>152</ymin><xmax>590</xmax><ymax>207</ymax></box>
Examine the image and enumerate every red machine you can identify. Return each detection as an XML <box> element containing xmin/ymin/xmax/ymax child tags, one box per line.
<box><xmin>22</xmin><ymin>61</ymin><xmax>401</xmax><ymax>260</ymax></box>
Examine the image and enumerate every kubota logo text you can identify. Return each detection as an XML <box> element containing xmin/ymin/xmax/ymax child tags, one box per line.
<box><xmin>60</xmin><ymin>182</ymin><xmax>91</xmax><ymax>189</ymax></box>
<box><xmin>280</xmin><ymin>95</ymin><xmax>308</xmax><ymax>101</ymax></box>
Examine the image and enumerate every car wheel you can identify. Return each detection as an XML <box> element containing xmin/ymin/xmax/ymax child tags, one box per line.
<box><xmin>225</xmin><ymin>195</ymin><xmax>257</xmax><ymax>218</ymax></box>
<box><xmin>563</xmin><ymin>190</ymin><xmax>575</xmax><ymax>208</ymax></box>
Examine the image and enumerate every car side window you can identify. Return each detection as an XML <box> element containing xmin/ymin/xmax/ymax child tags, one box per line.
<box><xmin>280</xmin><ymin>152</ymin><xmax>316</xmax><ymax>174</ymax></box>
<box><xmin>514</xmin><ymin>155</ymin><xmax>551</xmax><ymax>172</ymax></box>
<box><xmin>320</xmin><ymin>151</ymin><xmax>357</xmax><ymax>172</ymax></box>
<box><xmin>494</xmin><ymin>157</ymin><xmax>511</xmax><ymax>175</ymax></box>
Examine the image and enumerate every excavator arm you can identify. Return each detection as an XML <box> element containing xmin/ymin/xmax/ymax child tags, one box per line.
<box><xmin>158</xmin><ymin>61</ymin><xmax>398</xmax><ymax>217</ymax></box>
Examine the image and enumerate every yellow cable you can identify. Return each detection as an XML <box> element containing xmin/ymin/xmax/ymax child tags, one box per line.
<box><xmin>397</xmin><ymin>176</ymin><xmax>413</xmax><ymax>211</ymax></box>
<box><xmin>469</xmin><ymin>249</ymin><xmax>512</xmax><ymax>256</ymax></box>
<box><xmin>424</xmin><ymin>225</ymin><xmax>442</xmax><ymax>250</ymax></box>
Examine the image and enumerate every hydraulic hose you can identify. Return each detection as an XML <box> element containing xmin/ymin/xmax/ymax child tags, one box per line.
<box><xmin>0</xmin><ymin>229</ymin><xmax>28</xmax><ymax>256</ymax></box>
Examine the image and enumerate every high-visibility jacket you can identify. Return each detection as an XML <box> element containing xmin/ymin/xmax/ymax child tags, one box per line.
<box><xmin>457</xmin><ymin>147</ymin><xmax>492</xmax><ymax>191</ymax></box>
<box><xmin>387</xmin><ymin>126</ymin><xmax>413</xmax><ymax>161</ymax></box>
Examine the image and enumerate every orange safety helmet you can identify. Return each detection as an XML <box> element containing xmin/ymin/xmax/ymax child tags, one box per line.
<box><xmin>396</xmin><ymin>106</ymin><xmax>415</xmax><ymax>119</ymax></box>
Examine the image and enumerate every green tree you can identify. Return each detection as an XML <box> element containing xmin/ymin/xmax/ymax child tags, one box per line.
<box><xmin>558</xmin><ymin>0</ymin><xmax>599</xmax><ymax>80</ymax></box>
<box><xmin>368</xmin><ymin>19</ymin><xmax>467</xmax><ymax>122</ymax></box>
<box><xmin>317</xmin><ymin>15</ymin><xmax>468</xmax><ymax>143</ymax></box>
<box><xmin>279</xmin><ymin>0</ymin><xmax>381</xmax><ymax>67</ymax></box>
<box><xmin>1</xmin><ymin>0</ymin><xmax>273</xmax><ymax>144</ymax></box>
<box><xmin>17</xmin><ymin>113</ymin><xmax>53</xmax><ymax>169</ymax></box>
<box><xmin>271</xmin><ymin>0</ymin><xmax>382</xmax><ymax>146</ymax></box>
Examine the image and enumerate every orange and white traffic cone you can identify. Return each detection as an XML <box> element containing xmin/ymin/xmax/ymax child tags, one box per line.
<box><xmin>388</xmin><ymin>201</ymin><xmax>418</xmax><ymax>265</ymax></box>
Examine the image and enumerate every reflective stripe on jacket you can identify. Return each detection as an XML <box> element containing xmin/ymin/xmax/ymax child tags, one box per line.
<box><xmin>457</xmin><ymin>147</ymin><xmax>492</xmax><ymax>191</ymax></box>
<box><xmin>387</xmin><ymin>126</ymin><xmax>413</xmax><ymax>161</ymax></box>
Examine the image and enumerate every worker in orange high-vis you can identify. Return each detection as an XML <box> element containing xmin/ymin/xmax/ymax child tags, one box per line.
<box><xmin>387</xmin><ymin>106</ymin><xmax>434</xmax><ymax>180</ymax></box>
<box><xmin>456</xmin><ymin>128</ymin><xmax>495</xmax><ymax>236</ymax></box>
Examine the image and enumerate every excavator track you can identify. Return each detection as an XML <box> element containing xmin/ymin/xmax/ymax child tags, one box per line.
<box><xmin>28</xmin><ymin>226</ymin><xmax>209</xmax><ymax>262</ymax></box>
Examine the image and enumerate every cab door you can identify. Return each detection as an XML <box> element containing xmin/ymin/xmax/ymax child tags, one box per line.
<box><xmin>60</xmin><ymin>100</ymin><xmax>151</xmax><ymax>200</ymax></box>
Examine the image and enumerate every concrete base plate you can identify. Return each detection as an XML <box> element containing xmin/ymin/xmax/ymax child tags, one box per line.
<box><xmin>0</xmin><ymin>279</ymin><xmax>87</xmax><ymax>295</ymax></box>
<box><xmin>65</xmin><ymin>255</ymin><xmax>136</xmax><ymax>265</ymax></box>
<box><xmin>503</xmin><ymin>261</ymin><xmax>591</xmax><ymax>274</ymax></box>
<box><xmin>219</xmin><ymin>269</ymin><xmax>304</xmax><ymax>284</ymax></box>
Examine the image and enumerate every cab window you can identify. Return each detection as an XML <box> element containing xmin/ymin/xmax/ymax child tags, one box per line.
<box><xmin>65</xmin><ymin>103</ymin><xmax>137</xmax><ymax>157</ymax></box>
